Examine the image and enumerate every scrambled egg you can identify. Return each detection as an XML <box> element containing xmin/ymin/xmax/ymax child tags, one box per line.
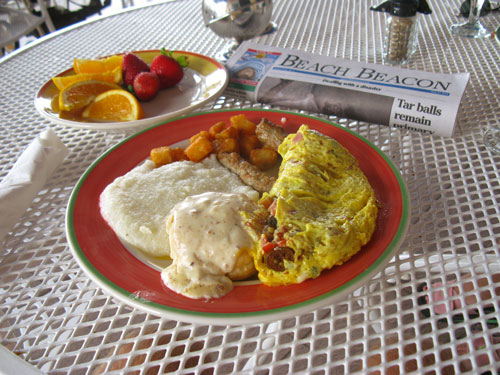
<box><xmin>242</xmin><ymin>125</ymin><xmax>379</xmax><ymax>286</ymax></box>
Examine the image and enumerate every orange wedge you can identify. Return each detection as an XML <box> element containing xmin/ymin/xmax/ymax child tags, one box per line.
<box><xmin>58</xmin><ymin>80</ymin><xmax>122</xmax><ymax>111</ymax></box>
<box><xmin>82</xmin><ymin>89</ymin><xmax>144</xmax><ymax>122</ymax></box>
<box><xmin>52</xmin><ymin>66</ymin><xmax>122</xmax><ymax>90</ymax></box>
<box><xmin>73</xmin><ymin>55</ymin><xmax>123</xmax><ymax>74</ymax></box>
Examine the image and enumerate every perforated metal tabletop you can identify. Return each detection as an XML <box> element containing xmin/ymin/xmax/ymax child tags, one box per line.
<box><xmin>1</xmin><ymin>0</ymin><xmax>499</xmax><ymax>373</ymax></box>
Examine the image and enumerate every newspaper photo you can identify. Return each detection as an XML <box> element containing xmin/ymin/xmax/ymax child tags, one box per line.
<box><xmin>225</xmin><ymin>42</ymin><xmax>470</xmax><ymax>137</ymax></box>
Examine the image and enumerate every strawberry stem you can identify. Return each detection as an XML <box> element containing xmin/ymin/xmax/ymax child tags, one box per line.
<box><xmin>160</xmin><ymin>48</ymin><xmax>188</xmax><ymax>68</ymax></box>
<box><xmin>160</xmin><ymin>47</ymin><xmax>171</xmax><ymax>57</ymax></box>
<box><xmin>176</xmin><ymin>55</ymin><xmax>188</xmax><ymax>68</ymax></box>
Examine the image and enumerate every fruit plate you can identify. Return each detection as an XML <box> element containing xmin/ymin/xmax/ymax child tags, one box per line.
<box><xmin>35</xmin><ymin>50</ymin><xmax>228</xmax><ymax>131</ymax></box>
<box><xmin>66</xmin><ymin>109</ymin><xmax>410</xmax><ymax>325</ymax></box>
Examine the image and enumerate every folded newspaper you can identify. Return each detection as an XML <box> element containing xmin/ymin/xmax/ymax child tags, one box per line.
<box><xmin>225</xmin><ymin>42</ymin><xmax>470</xmax><ymax>137</ymax></box>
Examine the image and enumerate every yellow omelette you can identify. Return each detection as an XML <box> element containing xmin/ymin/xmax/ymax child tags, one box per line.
<box><xmin>242</xmin><ymin>125</ymin><xmax>379</xmax><ymax>286</ymax></box>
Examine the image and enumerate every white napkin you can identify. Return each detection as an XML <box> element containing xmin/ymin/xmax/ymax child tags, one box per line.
<box><xmin>0</xmin><ymin>129</ymin><xmax>69</xmax><ymax>243</ymax></box>
<box><xmin>0</xmin><ymin>344</ymin><xmax>45</xmax><ymax>375</ymax></box>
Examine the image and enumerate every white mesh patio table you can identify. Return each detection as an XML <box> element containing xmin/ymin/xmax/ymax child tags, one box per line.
<box><xmin>1</xmin><ymin>0</ymin><xmax>499</xmax><ymax>373</ymax></box>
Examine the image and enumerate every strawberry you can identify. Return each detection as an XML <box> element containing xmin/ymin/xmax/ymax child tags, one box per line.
<box><xmin>150</xmin><ymin>49</ymin><xmax>187</xmax><ymax>89</ymax></box>
<box><xmin>133</xmin><ymin>72</ymin><xmax>160</xmax><ymax>101</ymax></box>
<box><xmin>122</xmin><ymin>53</ymin><xmax>150</xmax><ymax>87</ymax></box>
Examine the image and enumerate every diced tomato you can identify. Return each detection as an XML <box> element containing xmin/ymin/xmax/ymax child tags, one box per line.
<box><xmin>262</xmin><ymin>239</ymin><xmax>287</xmax><ymax>254</ymax></box>
<box><xmin>262</xmin><ymin>242</ymin><xmax>277</xmax><ymax>253</ymax></box>
<box><xmin>260</xmin><ymin>196</ymin><xmax>273</xmax><ymax>209</ymax></box>
<box><xmin>277</xmin><ymin>239</ymin><xmax>287</xmax><ymax>247</ymax></box>
<box><xmin>268</xmin><ymin>199</ymin><xmax>277</xmax><ymax>216</ymax></box>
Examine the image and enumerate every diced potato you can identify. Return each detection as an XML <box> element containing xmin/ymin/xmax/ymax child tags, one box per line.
<box><xmin>190</xmin><ymin>130</ymin><xmax>211</xmax><ymax>144</ymax></box>
<box><xmin>239</xmin><ymin>134</ymin><xmax>260</xmax><ymax>158</ymax></box>
<box><xmin>249</xmin><ymin>148</ymin><xmax>278</xmax><ymax>170</ymax></box>
<box><xmin>213</xmin><ymin>138</ymin><xmax>239</xmax><ymax>154</ymax></box>
<box><xmin>150</xmin><ymin>146</ymin><xmax>173</xmax><ymax>167</ymax></box>
<box><xmin>171</xmin><ymin>147</ymin><xmax>189</xmax><ymax>162</ymax></box>
<box><xmin>230</xmin><ymin>114</ymin><xmax>256</xmax><ymax>134</ymax></box>
<box><xmin>209</xmin><ymin>121</ymin><xmax>226</xmax><ymax>137</ymax></box>
<box><xmin>214</xmin><ymin>126</ymin><xmax>238</xmax><ymax>139</ymax></box>
<box><xmin>185</xmin><ymin>137</ymin><xmax>213</xmax><ymax>162</ymax></box>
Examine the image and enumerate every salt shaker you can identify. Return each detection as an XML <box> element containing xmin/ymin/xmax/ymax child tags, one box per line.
<box><xmin>371</xmin><ymin>0</ymin><xmax>432</xmax><ymax>64</ymax></box>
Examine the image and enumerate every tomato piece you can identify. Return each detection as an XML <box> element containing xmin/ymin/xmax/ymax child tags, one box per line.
<box><xmin>260</xmin><ymin>196</ymin><xmax>274</xmax><ymax>209</ymax></box>
<box><xmin>262</xmin><ymin>239</ymin><xmax>288</xmax><ymax>254</ymax></box>
<box><xmin>268</xmin><ymin>199</ymin><xmax>277</xmax><ymax>216</ymax></box>
<box><xmin>262</xmin><ymin>242</ymin><xmax>277</xmax><ymax>253</ymax></box>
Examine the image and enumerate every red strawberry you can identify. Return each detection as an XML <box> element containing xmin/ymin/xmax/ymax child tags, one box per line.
<box><xmin>150</xmin><ymin>49</ymin><xmax>186</xmax><ymax>89</ymax></box>
<box><xmin>122</xmin><ymin>53</ymin><xmax>150</xmax><ymax>87</ymax></box>
<box><xmin>133</xmin><ymin>72</ymin><xmax>160</xmax><ymax>101</ymax></box>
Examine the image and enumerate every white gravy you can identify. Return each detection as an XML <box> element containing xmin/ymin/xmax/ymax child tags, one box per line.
<box><xmin>161</xmin><ymin>192</ymin><xmax>256</xmax><ymax>299</ymax></box>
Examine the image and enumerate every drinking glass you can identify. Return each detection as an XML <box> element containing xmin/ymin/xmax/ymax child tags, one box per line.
<box><xmin>493</xmin><ymin>25</ymin><xmax>500</xmax><ymax>41</ymax></box>
<box><xmin>484</xmin><ymin>126</ymin><xmax>500</xmax><ymax>154</ymax></box>
<box><xmin>451</xmin><ymin>0</ymin><xmax>490</xmax><ymax>38</ymax></box>
<box><xmin>482</xmin><ymin>26</ymin><xmax>499</xmax><ymax>154</ymax></box>
<box><xmin>202</xmin><ymin>0</ymin><xmax>273</xmax><ymax>62</ymax></box>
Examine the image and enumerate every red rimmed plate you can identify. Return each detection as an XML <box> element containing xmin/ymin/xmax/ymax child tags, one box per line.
<box><xmin>66</xmin><ymin>109</ymin><xmax>409</xmax><ymax>325</ymax></box>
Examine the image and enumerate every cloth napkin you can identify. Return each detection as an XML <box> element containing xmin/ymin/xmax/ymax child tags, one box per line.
<box><xmin>0</xmin><ymin>129</ymin><xmax>69</xmax><ymax>244</ymax></box>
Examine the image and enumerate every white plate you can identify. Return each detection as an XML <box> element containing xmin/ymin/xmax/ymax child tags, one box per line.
<box><xmin>35</xmin><ymin>50</ymin><xmax>228</xmax><ymax>131</ymax></box>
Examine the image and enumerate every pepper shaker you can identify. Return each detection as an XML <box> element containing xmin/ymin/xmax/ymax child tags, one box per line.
<box><xmin>371</xmin><ymin>0</ymin><xmax>432</xmax><ymax>64</ymax></box>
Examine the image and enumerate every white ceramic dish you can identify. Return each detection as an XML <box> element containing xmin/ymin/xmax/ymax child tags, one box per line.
<box><xmin>35</xmin><ymin>50</ymin><xmax>228</xmax><ymax>131</ymax></box>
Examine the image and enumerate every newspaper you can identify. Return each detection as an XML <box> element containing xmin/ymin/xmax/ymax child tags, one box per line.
<box><xmin>225</xmin><ymin>42</ymin><xmax>470</xmax><ymax>137</ymax></box>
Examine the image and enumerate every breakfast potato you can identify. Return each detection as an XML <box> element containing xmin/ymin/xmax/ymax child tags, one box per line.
<box><xmin>213</xmin><ymin>138</ymin><xmax>239</xmax><ymax>154</ymax></box>
<box><xmin>171</xmin><ymin>147</ymin><xmax>189</xmax><ymax>162</ymax></box>
<box><xmin>214</xmin><ymin>126</ymin><xmax>238</xmax><ymax>139</ymax></box>
<box><xmin>185</xmin><ymin>136</ymin><xmax>213</xmax><ymax>162</ymax></box>
<box><xmin>239</xmin><ymin>134</ymin><xmax>261</xmax><ymax>158</ymax></box>
<box><xmin>230</xmin><ymin>114</ymin><xmax>256</xmax><ymax>134</ymax></box>
<box><xmin>148</xmin><ymin>115</ymin><xmax>285</xmax><ymax>172</ymax></box>
<box><xmin>150</xmin><ymin>146</ymin><xmax>173</xmax><ymax>167</ymax></box>
<box><xmin>209</xmin><ymin>121</ymin><xmax>226</xmax><ymax>137</ymax></box>
<box><xmin>190</xmin><ymin>130</ymin><xmax>211</xmax><ymax>144</ymax></box>
<box><xmin>249</xmin><ymin>148</ymin><xmax>278</xmax><ymax>170</ymax></box>
<box><xmin>226</xmin><ymin>248</ymin><xmax>256</xmax><ymax>280</ymax></box>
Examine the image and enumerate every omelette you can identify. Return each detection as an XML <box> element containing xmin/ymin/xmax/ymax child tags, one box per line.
<box><xmin>242</xmin><ymin>125</ymin><xmax>379</xmax><ymax>286</ymax></box>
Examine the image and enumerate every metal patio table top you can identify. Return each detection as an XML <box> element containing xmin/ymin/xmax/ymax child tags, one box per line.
<box><xmin>1</xmin><ymin>0</ymin><xmax>499</xmax><ymax>373</ymax></box>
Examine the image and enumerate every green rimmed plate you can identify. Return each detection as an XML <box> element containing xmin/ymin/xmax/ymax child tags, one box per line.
<box><xmin>66</xmin><ymin>109</ymin><xmax>409</xmax><ymax>325</ymax></box>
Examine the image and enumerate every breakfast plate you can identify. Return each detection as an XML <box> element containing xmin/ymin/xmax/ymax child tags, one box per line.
<box><xmin>66</xmin><ymin>109</ymin><xmax>410</xmax><ymax>325</ymax></box>
<box><xmin>35</xmin><ymin>50</ymin><xmax>228</xmax><ymax>131</ymax></box>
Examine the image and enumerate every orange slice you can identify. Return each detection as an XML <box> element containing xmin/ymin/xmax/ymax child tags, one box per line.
<box><xmin>73</xmin><ymin>55</ymin><xmax>123</xmax><ymax>74</ymax></box>
<box><xmin>58</xmin><ymin>80</ymin><xmax>122</xmax><ymax>111</ymax></box>
<box><xmin>52</xmin><ymin>66</ymin><xmax>122</xmax><ymax>90</ymax></box>
<box><xmin>82</xmin><ymin>89</ymin><xmax>144</xmax><ymax>122</ymax></box>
